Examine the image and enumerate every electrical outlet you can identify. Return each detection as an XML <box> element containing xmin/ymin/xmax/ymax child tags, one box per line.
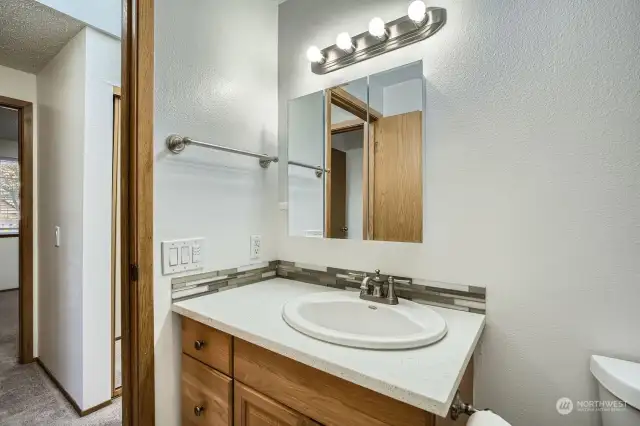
<box><xmin>250</xmin><ymin>235</ymin><xmax>261</xmax><ymax>260</ymax></box>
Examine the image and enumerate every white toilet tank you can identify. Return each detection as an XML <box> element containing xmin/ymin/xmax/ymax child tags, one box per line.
<box><xmin>590</xmin><ymin>355</ymin><xmax>640</xmax><ymax>426</ymax></box>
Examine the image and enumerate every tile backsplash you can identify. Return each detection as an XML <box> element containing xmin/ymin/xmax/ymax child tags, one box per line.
<box><xmin>171</xmin><ymin>260</ymin><xmax>486</xmax><ymax>314</ymax></box>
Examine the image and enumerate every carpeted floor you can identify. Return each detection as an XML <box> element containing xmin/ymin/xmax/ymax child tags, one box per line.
<box><xmin>0</xmin><ymin>289</ymin><xmax>122</xmax><ymax>425</ymax></box>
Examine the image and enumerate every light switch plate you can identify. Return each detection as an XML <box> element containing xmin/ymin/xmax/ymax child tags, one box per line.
<box><xmin>162</xmin><ymin>238</ymin><xmax>204</xmax><ymax>275</ymax></box>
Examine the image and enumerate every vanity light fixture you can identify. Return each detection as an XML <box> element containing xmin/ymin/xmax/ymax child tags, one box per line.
<box><xmin>336</xmin><ymin>32</ymin><xmax>355</xmax><ymax>53</ymax></box>
<box><xmin>408</xmin><ymin>0</ymin><xmax>427</xmax><ymax>24</ymax></box>
<box><xmin>308</xmin><ymin>6</ymin><xmax>446</xmax><ymax>74</ymax></box>
<box><xmin>306</xmin><ymin>46</ymin><xmax>326</xmax><ymax>64</ymax></box>
<box><xmin>368</xmin><ymin>17</ymin><xmax>388</xmax><ymax>41</ymax></box>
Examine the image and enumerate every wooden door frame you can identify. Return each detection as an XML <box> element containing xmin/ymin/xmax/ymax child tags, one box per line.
<box><xmin>0</xmin><ymin>95</ymin><xmax>34</xmax><ymax>365</ymax></box>
<box><xmin>121</xmin><ymin>0</ymin><xmax>155</xmax><ymax>424</ymax></box>
<box><xmin>325</xmin><ymin>87</ymin><xmax>378</xmax><ymax>240</ymax></box>
<box><xmin>111</xmin><ymin>87</ymin><xmax>122</xmax><ymax>398</ymax></box>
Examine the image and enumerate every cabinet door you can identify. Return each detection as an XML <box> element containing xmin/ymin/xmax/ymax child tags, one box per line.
<box><xmin>234</xmin><ymin>382</ymin><xmax>319</xmax><ymax>426</ymax></box>
<box><xmin>182</xmin><ymin>354</ymin><xmax>233</xmax><ymax>426</ymax></box>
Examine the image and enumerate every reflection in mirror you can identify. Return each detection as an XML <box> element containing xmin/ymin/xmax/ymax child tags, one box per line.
<box><xmin>286</xmin><ymin>61</ymin><xmax>424</xmax><ymax>243</ymax></box>
<box><xmin>287</xmin><ymin>91</ymin><xmax>325</xmax><ymax>238</ymax></box>
<box><xmin>367</xmin><ymin>62</ymin><xmax>424</xmax><ymax>243</ymax></box>
<box><xmin>326</xmin><ymin>77</ymin><xmax>368</xmax><ymax>240</ymax></box>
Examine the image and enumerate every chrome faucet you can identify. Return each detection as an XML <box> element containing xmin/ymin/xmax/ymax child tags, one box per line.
<box><xmin>359</xmin><ymin>269</ymin><xmax>399</xmax><ymax>305</ymax></box>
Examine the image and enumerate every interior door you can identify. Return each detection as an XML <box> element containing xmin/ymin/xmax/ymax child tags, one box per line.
<box><xmin>329</xmin><ymin>148</ymin><xmax>347</xmax><ymax>239</ymax></box>
<box><xmin>369</xmin><ymin>111</ymin><xmax>423</xmax><ymax>242</ymax></box>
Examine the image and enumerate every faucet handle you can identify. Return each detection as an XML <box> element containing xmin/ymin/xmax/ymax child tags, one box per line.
<box><xmin>386</xmin><ymin>276</ymin><xmax>399</xmax><ymax>305</ymax></box>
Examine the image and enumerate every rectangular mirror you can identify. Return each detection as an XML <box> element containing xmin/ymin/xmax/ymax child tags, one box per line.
<box><xmin>287</xmin><ymin>61</ymin><xmax>424</xmax><ymax>243</ymax></box>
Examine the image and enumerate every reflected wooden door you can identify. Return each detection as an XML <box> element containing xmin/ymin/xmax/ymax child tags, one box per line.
<box><xmin>329</xmin><ymin>148</ymin><xmax>347</xmax><ymax>239</ymax></box>
<box><xmin>368</xmin><ymin>111</ymin><xmax>422</xmax><ymax>242</ymax></box>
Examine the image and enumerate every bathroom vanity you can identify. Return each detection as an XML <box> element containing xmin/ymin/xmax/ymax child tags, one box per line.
<box><xmin>173</xmin><ymin>279</ymin><xmax>485</xmax><ymax>426</ymax></box>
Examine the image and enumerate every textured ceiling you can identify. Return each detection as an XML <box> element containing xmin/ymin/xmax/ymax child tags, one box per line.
<box><xmin>0</xmin><ymin>0</ymin><xmax>85</xmax><ymax>74</ymax></box>
<box><xmin>0</xmin><ymin>106</ymin><xmax>19</xmax><ymax>141</ymax></box>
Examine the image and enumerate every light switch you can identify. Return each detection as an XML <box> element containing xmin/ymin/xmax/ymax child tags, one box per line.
<box><xmin>180</xmin><ymin>246</ymin><xmax>190</xmax><ymax>264</ymax></box>
<box><xmin>169</xmin><ymin>248</ymin><xmax>179</xmax><ymax>266</ymax></box>
<box><xmin>161</xmin><ymin>238</ymin><xmax>205</xmax><ymax>275</ymax></box>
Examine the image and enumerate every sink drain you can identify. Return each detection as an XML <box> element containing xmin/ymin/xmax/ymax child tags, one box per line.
<box><xmin>368</xmin><ymin>305</ymin><xmax>377</xmax><ymax>310</ymax></box>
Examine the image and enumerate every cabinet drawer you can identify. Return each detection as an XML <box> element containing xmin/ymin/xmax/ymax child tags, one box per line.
<box><xmin>235</xmin><ymin>382</ymin><xmax>320</xmax><ymax>426</ymax></box>
<box><xmin>182</xmin><ymin>353</ymin><xmax>232</xmax><ymax>426</ymax></box>
<box><xmin>234</xmin><ymin>339</ymin><xmax>434</xmax><ymax>426</ymax></box>
<box><xmin>182</xmin><ymin>317</ymin><xmax>233</xmax><ymax>375</ymax></box>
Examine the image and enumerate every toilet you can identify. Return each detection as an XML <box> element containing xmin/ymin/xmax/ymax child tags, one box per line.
<box><xmin>591</xmin><ymin>355</ymin><xmax>640</xmax><ymax>426</ymax></box>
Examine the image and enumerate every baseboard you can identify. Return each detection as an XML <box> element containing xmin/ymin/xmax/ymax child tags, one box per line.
<box><xmin>35</xmin><ymin>357</ymin><xmax>113</xmax><ymax>417</ymax></box>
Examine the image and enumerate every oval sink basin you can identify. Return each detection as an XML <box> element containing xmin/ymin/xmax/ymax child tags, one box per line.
<box><xmin>282</xmin><ymin>291</ymin><xmax>447</xmax><ymax>349</ymax></box>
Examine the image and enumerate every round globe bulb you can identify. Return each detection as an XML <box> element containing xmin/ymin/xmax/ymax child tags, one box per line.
<box><xmin>306</xmin><ymin>46</ymin><xmax>324</xmax><ymax>63</ymax></box>
<box><xmin>368</xmin><ymin>17</ymin><xmax>387</xmax><ymax>38</ymax></box>
<box><xmin>336</xmin><ymin>32</ymin><xmax>354</xmax><ymax>52</ymax></box>
<box><xmin>408</xmin><ymin>0</ymin><xmax>427</xmax><ymax>23</ymax></box>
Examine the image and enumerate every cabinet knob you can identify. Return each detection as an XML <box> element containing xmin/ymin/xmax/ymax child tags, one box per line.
<box><xmin>194</xmin><ymin>405</ymin><xmax>205</xmax><ymax>417</ymax></box>
<box><xmin>194</xmin><ymin>340</ymin><xmax>205</xmax><ymax>351</ymax></box>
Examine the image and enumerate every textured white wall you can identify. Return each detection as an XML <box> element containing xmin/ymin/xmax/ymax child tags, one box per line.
<box><xmin>81</xmin><ymin>27</ymin><xmax>120</xmax><ymax>409</ymax></box>
<box><xmin>37</xmin><ymin>27</ymin><xmax>119</xmax><ymax>410</ymax></box>
<box><xmin>278</xmin><ymin>1</ymin><xmax>640</xmax><ymax>425</ymax></box>
<box><xmin>153</xmin><ymin>0</ymin><xmax>278</xmax><ymax>424</ymax></box>
<box><xmin>37</xmin><ymin>28</ymin><xmax>87</xmax><ymax>407</ymax></box>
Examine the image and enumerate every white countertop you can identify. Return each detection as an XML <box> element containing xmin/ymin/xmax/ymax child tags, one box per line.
<box><xmin>172</xmin><ymin>278</ymin><xmax>485</xmax><ymax>417</ymax></box>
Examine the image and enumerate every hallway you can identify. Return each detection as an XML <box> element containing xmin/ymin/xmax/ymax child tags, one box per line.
<box><xmin>0</xmin><ymin>290</ymin><xmax>121</xmax><ymax>425</ymax></box>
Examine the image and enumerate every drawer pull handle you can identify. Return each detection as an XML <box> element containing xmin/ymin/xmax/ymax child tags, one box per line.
<box><xmin>194</xmin><ymin>340</ymin><xmax>205</xmax><ymax>351</ymax></box>
<box><xmin>194</xmin><ymin>405</ymin><xmax>205</xmax><ymax>417</ymax></box>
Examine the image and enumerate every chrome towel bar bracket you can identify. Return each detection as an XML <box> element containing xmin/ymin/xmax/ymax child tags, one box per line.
<box><xmin>166</xmin><ymin>134</ymin><xmax>279</xmax><ymax>169</ymax></box>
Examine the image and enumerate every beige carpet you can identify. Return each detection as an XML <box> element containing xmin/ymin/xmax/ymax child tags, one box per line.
<box><xmin>0</xmin><ymin>289</ymin><xmax>122</xmax><ymax>425</ymax></box>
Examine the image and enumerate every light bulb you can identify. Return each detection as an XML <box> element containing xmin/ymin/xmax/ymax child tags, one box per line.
<box><xmin>306</xmin><ymin>46</ymin><xmax>325</xmax><ymax>64</ymax></box>
<box><xmin>336</xmin><ymin>32</ymin><xmax>354</xmax><ymax>53</ymax></box>
<box><xmin>408</xmin><ymin>0</ymin><xmax>427</xmax><ymax>23</ymax></box>
<box><xmin>368</xmin><ymin>17</ymin><xmax>388</xmax><ymax>40</ymax></box>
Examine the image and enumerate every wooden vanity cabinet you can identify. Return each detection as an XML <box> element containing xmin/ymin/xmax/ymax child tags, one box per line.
<box><xmin>180</xmin><ymin>316</ymin><xmax>472</xmax><ymax>426</ymax></box>
<box><xmin>181</xmin><ymin>353</ymin><xmax>233</xmax><ymax>426</ymax></box>
<box><xmin>234</xmin><ymin>382</ymin><xmax>320</xmax><ymax>426</ymax></box>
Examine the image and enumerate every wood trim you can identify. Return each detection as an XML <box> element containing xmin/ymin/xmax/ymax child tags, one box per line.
<box><xmin>331</xmin><ymin>119</ymin><xmax>364</xmax><ymax>135</ymax></box>
<box><xmin>329</xmin><ymin>87</ymin><xmax>381</xmax><ymax>122</ymax></box>
<box><xmin>0</xmin><ymin>96</ymin><xmax>36</xmax><ymax>365</ymax></box>
<box><xmin>36</xmin><ymin>358</ymin><xmax>113</xmax><ymax>416</ymax></box>
<box><xmin>122</xmin><ymin>0</ymin><xmax>155</xmax><ymax>424</ymax></box>
<box><xmin>0</xmin><ymin>95</ymin><xmax>30</xmax><ymax>108</ymax></box>
<box><xmin>362</xmin><ymin>124</ymin><xmax>369</xmax><ymax>240</ymax></box>
<box><xmin>324</xmin><ymin>89</ymin><xmax>332</xmax><ymax>238</ymax></box>
<box><xmin>114</xmin><ymin>86</ymin><xmax>122</xmax><ymax>97</ymax></box>
<box><xmin>18</xmin><ymin>103</ymin><xmax>34</xmax><ymax>364</ymax></box>
<box><xmin>367</xmin><ymin>121</ymin><xmax>376</xmax><ymax>240</ymax></box>
<box><xmin>111</xmin><ymin>90</ymin><xmax>122</xmax><ymax>398</ymax></box>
